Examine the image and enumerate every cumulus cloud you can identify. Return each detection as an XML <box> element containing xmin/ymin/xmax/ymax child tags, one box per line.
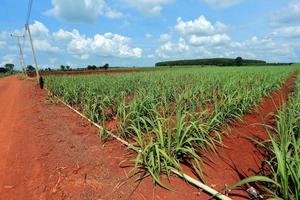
<box><xmin>271</xmin><ymin>0</ymin><xmax>300</xmax><ymax>26</ymax></box>
<box><xmin>9</xmin><ymin>21</ymin><xmax>61</xmax><ymax>53</ymax></box>
<box><xmin>189</xmin><ymin>34</ymin><xmax>230</xmax><ymax>46</ymax></box>
<box><xmin>159</xmin><ymin>33</ymin><xmax>171</xmax><ymax>41</ymax></box>
<box><xmin>204</xmin><ymin>0</ymin><xmax>243</xmax><ymax>9</ymax></box>
<box><xmin>104</xmin><ymin>8</ymin><xmax>124</xmax><ymax>19</ymax></box>
<box><xmin>27</xmin><ymin>21</ymin><xmax>61</xmax><ymax>53</ymax></box>
<box><xmin>1</xmin><ymin>54</ymin><xmax>17</xmax><ymax>66</ymax></box>
<box><xmin>123</xmin><ymin>0</ymin><xmax>174</xmax><ymax>15</ymax></box>
<box><xmin>53</xmin><ymin>29</ymin><xmax>142</xmax><ymax>59</ymax></box>
<box><xmin>275</xmin><ymin>26</ymin><xmax>300</xmax><ymax>38</ymax></box>
<box><xmin>175</xmin><ymin>16</ymin><xmax>227</xmax><ymax>36</ymax></box>
<box><xmin>4</xmin><ymin>21</ymin><xmax>142</xmax><ymax>62</ymax></box>
<box><xmin>53</xmin><ymin>29</ymin><xmax>81</xmax><ymax>41</ymax></box>
<box><xmin>29</xmin><ymin>21</ymin><xmax>49</xmax><ymax>38</ymax></box>
<box><xmin>155</xmin><ymin>15</ymin><xmax>297</xmax><ymax>62</ymax></box>
<box><xmin>45</xmin><ymin>0</ymin><xmax>123</xmax><ymax>23</ymax></box>
<box><xmin>156</xmin><ymin>38</ymin><xmax>189</xmax><ymax>58</ymax></box>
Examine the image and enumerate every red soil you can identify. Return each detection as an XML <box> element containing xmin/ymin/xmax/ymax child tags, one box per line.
<box><xmin>27</xmin><ymin>69</ymin><xmax>150</xmax><ymax>77</ymax></box>
<box><xmin>189</xmin><ymin>72</ymin><xmax>298</xmax><ymax>199</ymax></box>
<box><xmin>0</xmin><ymin>75</ymin><xmax>199</xmax><ymax>200</ymax></box>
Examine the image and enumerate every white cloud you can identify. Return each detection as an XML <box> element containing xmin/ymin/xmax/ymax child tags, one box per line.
<box><xmin>155</xmin><ymin>15</ymin><xmax>297</xmax><ymax>62</ymax></box>
<box><xmin>104</xmin><ymin>8</ymin><xmax>124</xmax><ymax>19</ymax></box>
<box><xmin>156</xmin><ymin>38</ymin><xmax>189</xmax><ymax>58</ymax></box>
<box><xmin>3</xmin><ymin>21</ymin><xmax>142</xmax><ymax>63</ymax></box>
<box><xmin>271</xmin><ymin>0</ymin><xmax>300</xmax><ymax>26</ymax></box>
<box><xmin>145</xmin><ymin>33</ymin><xmax>152</xmax><ymax>39</ymax></box>
<box><xmin>123</xmin><ymin>0</ymin><xmax>174</xmax><ymax>15</ymax></box>
<box><xmin>45</xmin><ymin>0</ymin><xmax>124</xmax><ymax>23</ymax></box>
<box><xmin>159</xmin><ymin>33</ymin><xmax>171</xmax><ymax>41</ymax></box>
<box><xmin>25</xmin><ymin>21</ymin><xmax>60</xmax><ymax>53</ymax></box>
<box><xmin>90</xmin><ymin>33</ymin><xmax>142</xmax><ymax>57</ymax></box>
<box><xmin>53</xmin><ymin>29</ymin><xmax>81</xmax><ymax>41</ymax></box>
<box><xmin>189</xmin><ymin>34</ymin><xmax>230</xmax><ymax>46</ymax></box>
<box><xmin>0</xmin><ymin>41</ymin><xmax>6</xmax><ymax>49</ymax></box>
<box><xmin>156</xmin><ymin>34</ymin><xmax>296</xmax><ymax>61</ymax></box>
<box><xmin>29</xmin><ymin>21</ymin><xmax>49</xmax><ymax>38</ymax></box>
<box><xmin>54</xmin><ymin>29</ymin><xmax>143</xmax><ymax>59</ymax></box>
<box><xmin>1</xmin><ymin>54</ymin><xmax>17</xmax><ymax>66</ymax></box>
<box><xmin>33</xmin><ymin>39</ymin><xmax>61</xmax><ymax>53</ymax></box>
<box><xmin>204</xmin><ymin>0</ymin><xmax>243</xmax><ymax>9</ymax></box>
<box><xmin>156</xmin><ymin>16</ymin><xmax>232</xmax><ymax>58</ymax></box>
<box><xmin>175</xmin><ymin>16</ymin><xmax>226</xmax><ymax>36</ymax></box>
<box><xmin>275</xmin><ymin>26</ymin><xmax>300</xmax><ymax>38</ymax></box>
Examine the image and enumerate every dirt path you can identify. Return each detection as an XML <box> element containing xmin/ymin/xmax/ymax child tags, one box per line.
<box><xmin>191</xmin><ymin>72</ymin><xmax>298</xmax><ymax>199</ymax></box>
<box><xmin>0</xmin><ymin>76</ymin><xmax>199</xmax><ymax>200</ymax></box>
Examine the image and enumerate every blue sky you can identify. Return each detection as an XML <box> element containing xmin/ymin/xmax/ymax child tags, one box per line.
<box><xmin>0</xmin><ymin>0</ymin><xmax>300</xmax><ymax>69</ymax></box>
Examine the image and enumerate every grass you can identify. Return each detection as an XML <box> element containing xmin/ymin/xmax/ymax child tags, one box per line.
<box><xmin>0</xmin><ymin>73</ymin><xmax>10</xmax><ymax>78</ymax></box>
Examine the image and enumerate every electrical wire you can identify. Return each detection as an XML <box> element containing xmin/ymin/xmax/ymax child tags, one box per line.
<box><xmin>25</xmin><ymin>0</ymin><xmax>33</xmax><ymax>25</ymax></box>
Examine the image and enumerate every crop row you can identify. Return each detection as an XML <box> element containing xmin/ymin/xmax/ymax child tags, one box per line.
<box><xmin>45</xmin><ymin>66</ymin><xmax>295</xmax><ymax>187</ymax></box>
<box><xmin>230</xmin><ymin>72</ymin><xmax>299</xmax><ymax>199</ymax></box>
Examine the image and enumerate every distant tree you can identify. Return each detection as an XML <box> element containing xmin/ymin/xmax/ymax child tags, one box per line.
<box><xmin>45</xmin><ymin>67</ymin><xmax>52</xmax><ymax>71</ymax></box>
<box><xmin>60</xmin><ymin>65</ymin><xmax>66</xmax><ymax>71</ymax></box>
<box><xmin>66</xmin><ymin>65</ymin><xmax>71</xmax><ymax>71</ymax></box>
<box><xmin>87</xmin><ymin>65</ymin><xmax>97</xmax><ymax>70</ymax></box>
<box><xmin>26</xmin><ymin>65</ymin><xmax>35</xmax><ymax>72</ymax></box>
<box><xmin>103</xmin><ymin>63</ymin><xmax>109</xmax><ymax>70</ymax></box>
<box><xmin>235</xmin><ymin>57</ymin><xmax>243</xmax><ymax>66</ymax></box>
<box><xmin>4</xmin><ymin>63</ymin><xmax>14</xmax><ymax>74</ymax></box>
<box><xmin>0</xmin><ymin>67</ymin><xmax>7</xmax><ymax>73</ymax></box>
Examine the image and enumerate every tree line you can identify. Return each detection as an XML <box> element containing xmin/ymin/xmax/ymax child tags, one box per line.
<box><xmin>0</xmin><ymin>63</ymin><xmax>15</xmax><ymax>74</ymax></box>
<box><xmin>26</xmin><ymin>63</ymin><xmax>110</xmax><ymax>72</ymax></box>
<box><xmin>155</xmin><ymin>57</ymin><xmax>294</xmax><ymax>67</ymax></box>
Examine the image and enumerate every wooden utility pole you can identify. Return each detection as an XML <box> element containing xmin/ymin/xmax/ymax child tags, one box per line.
<box><xmin>25</xmin><ymin>23</ymin><xmax>40</xmax><ymax>80</ymax></box>
<box><xmin>10</xmin><ymin>34</ymin><xmax>26</xmax><ymax>74</ymax></box>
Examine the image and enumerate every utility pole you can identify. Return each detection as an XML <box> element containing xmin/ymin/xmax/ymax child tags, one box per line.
<box><xmin>10</xmin><ymin>34</ymin><xmax>26</xmax><ymax>74</ymax></box>
<box><xmin>25</xmin><ymin>23</ymin><xmax>40</xmax><ymax>81</ymax></box>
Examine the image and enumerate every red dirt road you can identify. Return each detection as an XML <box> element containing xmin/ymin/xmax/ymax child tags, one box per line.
<box><xmin>0</xmin><ymin>76</ymin><xmax>199</xmax><ymax>200</ymax></box>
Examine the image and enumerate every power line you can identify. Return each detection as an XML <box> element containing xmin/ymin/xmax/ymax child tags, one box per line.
<box><xmin>24</xmin><ymin>0</ymin><xmax>40</xmax><ymax>81</ymax></box>
<box><xmin>10</xmin><ymin>34</ymin><xmax>27</xmax><ymax>74</ymax></box>
<box><xmin>26</xmin><ymin>0</ymin><xmax>33</xmax><ymax>25</ymax></box>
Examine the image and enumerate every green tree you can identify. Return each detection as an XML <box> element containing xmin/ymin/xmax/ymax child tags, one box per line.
<box><xmin>26</xmin><ymin>65</ymin><xmax>35</xmax><ymax>72</ymax></box>
<box><xmin>4</xmin><ymin>63</ymin><xmax>14</xmax><ymax>74</ymax></box>
<box><xmin>45</xmin><ymin>67</ymin><xmax>52</xmax><ymax>71</ymax></box>
<box><xmin>87</xmin><ymin>65</ymin><xmax>97</xmax><ymax>70</ymax></box>
<box><xmin>235</xmin><ymin>57</ymin><xmax>243</xmax><ymax>66</ymax></box>
<box><xmin>103</xmin><ymin>63</ymin><xmax>109</xmax><ymax>70</ymax></box>
<box><xmin>60</xmin><ymin>65</ymin><xmax>66</xmax><ymax>71</ymax></box>
<box><xmin>66</xmin><ymin>65</ymin><xmax>71</xmax><ymax>71</ymax></box>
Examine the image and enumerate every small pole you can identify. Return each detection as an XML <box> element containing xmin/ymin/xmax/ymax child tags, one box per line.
<box><xmin>25</xmin><ymin>23</ymin><xmax>40</xmax><ymax>81</ymax></box>
<box><xmin>10</xmin><ymin>34</ymin><xmax>26</xmax><ymax>74</ymax></box>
